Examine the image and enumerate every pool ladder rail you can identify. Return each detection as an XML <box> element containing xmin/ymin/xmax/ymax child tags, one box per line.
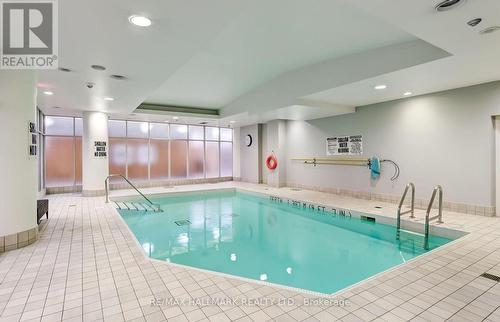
<box><xmin>105</xmin><ymin>174</ymin><xmax>163</xmax><ymax>213</ymax></box>
<box><xmin>114</xmin><ymin>201</ymin><xmax>163</xmax><ymax>213</ymax></box>
<box><xmin>396</xmin><ymin>183</ymin><xmax>444</xmax><ymax>250</ymax></box>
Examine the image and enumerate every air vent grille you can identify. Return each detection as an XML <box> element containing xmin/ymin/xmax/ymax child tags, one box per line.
<box><xmin>480</xmin><ymin>273</ymin><xmax>500</xmax><ymax>282</ymax></box>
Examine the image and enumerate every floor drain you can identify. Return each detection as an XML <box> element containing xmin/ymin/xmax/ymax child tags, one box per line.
<box><xmin>174</xmin><ymin>220</ymin><xmax>191</xmax><ymax>226</ymax></box>
<box><xmin>480</xmin><ymin>273</ymin><xmax>500</xmax><ymax>282</ymax></box>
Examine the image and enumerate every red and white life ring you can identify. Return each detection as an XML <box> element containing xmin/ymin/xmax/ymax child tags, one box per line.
<box><xmin>266</xmin><ymin>154</ymin><xmax>278</xmax><ymax>170</ymax></box>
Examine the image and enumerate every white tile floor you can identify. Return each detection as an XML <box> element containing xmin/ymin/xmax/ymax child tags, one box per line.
<box><xmin>1</xmin><ymin>182</ymin><xmax>500</xmax><ymax>322</ymax></box>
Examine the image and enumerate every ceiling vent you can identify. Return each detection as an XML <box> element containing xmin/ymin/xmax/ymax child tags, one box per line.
<box><xmin>479</xmin><ymin>26</ymin><xmax>500</xmax><ymax>35</ymax></box>
<box><xmin>435</xmin><ymin>0</ymin><xmax>465</xmax><ymax>12</ymax></box>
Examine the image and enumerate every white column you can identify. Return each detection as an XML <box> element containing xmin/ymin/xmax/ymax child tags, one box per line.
<box><xmin>495</xmin><ymin>117</ymin><xmax>500</xmax><ymax>216</ymax></box>
<box><xmin>0</xmin><ymin>71</ymin><xmax>38</xmax><ymax>245</ymax></box>
<box><xmin>82</xmin><ymin>111</ymin><xmax>109</xmax><ymax>196</ymax></box>
<box><xmin>264</xmin><ymin>120</ymin><xmax>287</xmax><ymax>187</ymax></box>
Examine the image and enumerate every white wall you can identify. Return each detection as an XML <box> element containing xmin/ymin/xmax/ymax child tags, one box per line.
<box><xmin>285</xmin><ymin>81</ymin><xmax>500</xmax><ymax>207</ymax></box>
<box><xmin>82</xmin><ymin>111</ymin><xmax>109</xmax><ymax>193</ymax></box>
<box><xmin>0</xmin><ymin>71</ymin><xmax>37</xmax><ymax>236</ymax></box>
<box><xmin>239</xmin><ymin>124</ymin><xmax>262</xmax><ymax>183</ymax></box>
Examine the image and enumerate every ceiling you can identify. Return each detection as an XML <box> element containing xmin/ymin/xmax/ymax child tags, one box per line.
<box><xmin>33</xmin><ymin>0</ymin><xmax>500</xmax><ymax>126</ymax></box>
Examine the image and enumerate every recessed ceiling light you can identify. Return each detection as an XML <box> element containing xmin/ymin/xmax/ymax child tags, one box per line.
<box><xmin>479</xmin><ymin>26</ymin><xmax>500</xmax><ymax>35</ymax></box>
<box><xmin>230</xmin><ymin>120</ymin><xmax>236</xmax><ymax>124</ymax></box>
<box><xmin>374</xmin><ymin>85</ymin><xmax>387</xmax><ymax>90</ymax></box>
<box><xmin>129</xmin><ymin>15</ymin><xmax>152</xmax><ymax>27</ymax></box>
<box><xmin>172</xmin><ymin>116</ymin><xmax>179</xmax><ymax>121</ymax></box>
<box><xmin>435</xmin><ymin>0</ymin><xmax>465</xmax><ymax>12</ymax></box>
<box><xmin>403</xmin><ymin>91</ymin><xmax>413</xmax><ymax>96</ymax></box>
<box><xmin>110</xmin><ymin>74</ymin><xmax>126</xmax><ymax>80</ymax></box>
<box><xmin>43</xmin><ymin>91</ymin><xmax>54</xmax><ymax>95</ymax></box>
<box><xmin>91</xmin><ymin>65</ymin><xmax>106</xmax><ymax>71</ymax></box>
<box><xmin>103</xmin><ymin>97</ymin><xmax>115</xmax><ymax>101</ymax></box>
<box><xmin>467</xmin><ymin>18</ymin><xmax>482</xmax><ymax>27</ymax></box>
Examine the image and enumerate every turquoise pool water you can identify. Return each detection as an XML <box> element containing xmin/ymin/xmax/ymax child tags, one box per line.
<box><xmin>119</xmin><ymin>190</ymin><xmax>452</xmax><ymax>294</ymax></box>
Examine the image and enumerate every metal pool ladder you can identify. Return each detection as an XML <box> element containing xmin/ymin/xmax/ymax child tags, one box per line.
<box><xmin>396</xmin><ymin>182</ymin><xmax>415</xmax><ymax>240</ymax></box>
<box><xmin>105</xmin><ymin>174</ymin><xmax>163</xmax><ymax>212</ymax></box>
<box><xmin>424</xmin><ymin>185</ymin><xmax>444</xmax><ymax>250</ymax></box>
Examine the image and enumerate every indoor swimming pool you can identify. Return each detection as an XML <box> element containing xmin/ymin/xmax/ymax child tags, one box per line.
<box><xmin>118</xmin><ymin>190</ymin><xmax>453</xmax><ymax>294</ymax></box>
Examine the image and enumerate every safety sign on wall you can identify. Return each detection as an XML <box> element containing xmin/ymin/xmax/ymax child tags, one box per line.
<box><xmin>94</xmin><ymin>141</ymin><xmax>107</xmax><ymax>158</ymax></box>
<box><xmin>326</xmin><ymin>135</ymin><xmax>363</xmax><ymax>156</ymax></box>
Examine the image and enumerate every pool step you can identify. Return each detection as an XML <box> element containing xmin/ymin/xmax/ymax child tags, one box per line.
<box><xmin>115</xmin><ymin>201</ymin><xmax>163</xmax><ymax>212</ymax></box>
<box><xmin>399</xmin><ymin>229</ymin><xmax>425</xmax><ymax>237</ymax></box>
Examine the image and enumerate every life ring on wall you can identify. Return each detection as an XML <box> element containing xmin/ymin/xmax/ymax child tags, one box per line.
<box><xmin>266</xmin><ymin>154</ymin><xmax>278</xmax><ymax>170</ymax></box>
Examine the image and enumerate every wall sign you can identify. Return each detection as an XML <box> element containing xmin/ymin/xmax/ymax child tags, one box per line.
<box><xmin>29</xmin><ymin>122</ymin><xmax>37</xmax><ymax>156</ymax></box>
<box><xmin>326</xmin><ymin>135</ymin><xmax>363</xmax><ymax>156</ymax></box>
<box><xmin>94</xmin><ymin>141</ymin><xmax>107</xmax><ymax>157</ymax></box>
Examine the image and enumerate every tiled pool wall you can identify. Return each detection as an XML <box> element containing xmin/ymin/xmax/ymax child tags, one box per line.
<box><xmin>285</xmin><ymin>183</ymin><xmax>496</xmax><ymax>217</ymax></box>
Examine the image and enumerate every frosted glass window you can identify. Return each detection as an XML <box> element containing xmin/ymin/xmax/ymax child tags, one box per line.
<box><xmin>205</xmin><ymin>127</ymin><xmax>219</xmax><ymax>141</ymax></box>
<box><xmin>109</xmin><ymin>138</ymin><xmax>127</xmax><ymax>180</ymax></box>
<box><xmin>45</xmin><ymin>116</ymin><xmax>74</xmax><ymax>136</ymax></box>
<box><xmin>171</xmin><ymin>140</ymin><xmax>187</xmax><ymax>178</ymax></box>
<box><xmin>75</xmin><ymin>137</ymin><xmax>82</xmax><ymax>185</ymax></box>
<box><xmin>205</xmin><ymin>142</ymin><xmax>219</xmax><ymax>178</ymax></box>
<box><xmin>150</xmin><ymin>140</ymin><xmax>169</xmax><ymax>180</ymax></box>
<box><xmin>189</xmin><ymin>126</ymin><xmax>204</xmax><ymax>140</ymax></box>
<box><xmin>150</xmin><ymin>123</ymin><xmax>169</xmax><ymax>139</ymax></box>
<box><xmin>220</xmin><ymin>128</ymin><xmax>232</xmax><ymax>141</ymax></box>
<box><xmin>45</xmin><ymin>136</ymin><xmax>75</xmax><ymax>187</ymax></box>
<box><xmin>127</xmin><ymin>138</ymin><xmax>149</xmax><ymax>180</ymax></box>
<box><xmin>109</xmin><ymin>120</ymin><xmax>126</xmax><ymax>137</ymax></box>
<box><xmin>170</xmin><ymin>124</ymin><xmax>188</xmax><ymax>139</ymax></box>
<box><xmin>189</xmin><ymin>141</ymin><xmax>204</xmax><ymax>179</ymax></box>
<box><xmin>74</xmin><ymin>118</ymin><xmax>83</xmax><ymax>136</ymax></box>
<box><xmin>220</xmin><ymin>142</ymin><xmax>233</xmax><ymax>177</ymax></box>
<box><xmin>127</xmin><ymin>121</ymin><xmax>149</xmax><ymax>139</ymax></box>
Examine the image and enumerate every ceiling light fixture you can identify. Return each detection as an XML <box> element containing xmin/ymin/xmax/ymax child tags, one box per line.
<box><xmin>435</xmin><ymin>0</ymin><xmax>465</xmax><ymax>12</ymax></box>
<box><xmin>103</xmin><ymin>97</ymin><xmax>115</xmax><ymax>101</ymax></box>
<box><xmin>129</xmin><ymin>15</ymin><xmax>152</xmax><ymax>27</ymax></box>
<box><xmin>479</xmin><ymin>26</ymin><xmax>500</xmax><ymax>35</ymax></box>
<box><xmin>230</xmin><ymin>120</ymin><xmax>236</xmax><ymax>124</ymax></box>
<box><xmin>43</xmin><ymin>91</ymin><xmax>54</xmax><ymax>95</ymax></box>
<box><xmin>110</xmin><ymin>74</ymin><xmax>126</xmax><ymax>80</ymax></box>
<box><xmin>403</xmin><ymin>91</ymin><xmax>413</xmax><ymax>96</ymax></box>
<box><xmin>467</xmin><ymin>18</ymin><xmax>482</xmax><ymax>27</ymax></box>
<box><xmin>91</xmin><ymin>64</ymin><xmax>106</xmax><ymax>71</ymax></box>
<box><xmin>172</xmin><ymin>116</ymin><xmax>179</xmax><ymax>121</ymax></box>
<box><xmin>374</xmin><ymin>85</ymin><xmax>387</xmax><ymax>90</ymax></box>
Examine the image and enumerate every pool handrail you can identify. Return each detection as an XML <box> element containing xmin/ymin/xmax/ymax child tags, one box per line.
<box><xmin>105</xmin><ymin>174</ymin><xmax>161</xmax><ymax>212</ymax></box>
<box><xmin>424</xmin><ymin>185</ymin><xmax>444</xmax><ymax>249</ymax></box>
<box><xmin>396</xmin><ymin>182</ymin><xmax>415</xmax><ymax>240</ymax></box>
